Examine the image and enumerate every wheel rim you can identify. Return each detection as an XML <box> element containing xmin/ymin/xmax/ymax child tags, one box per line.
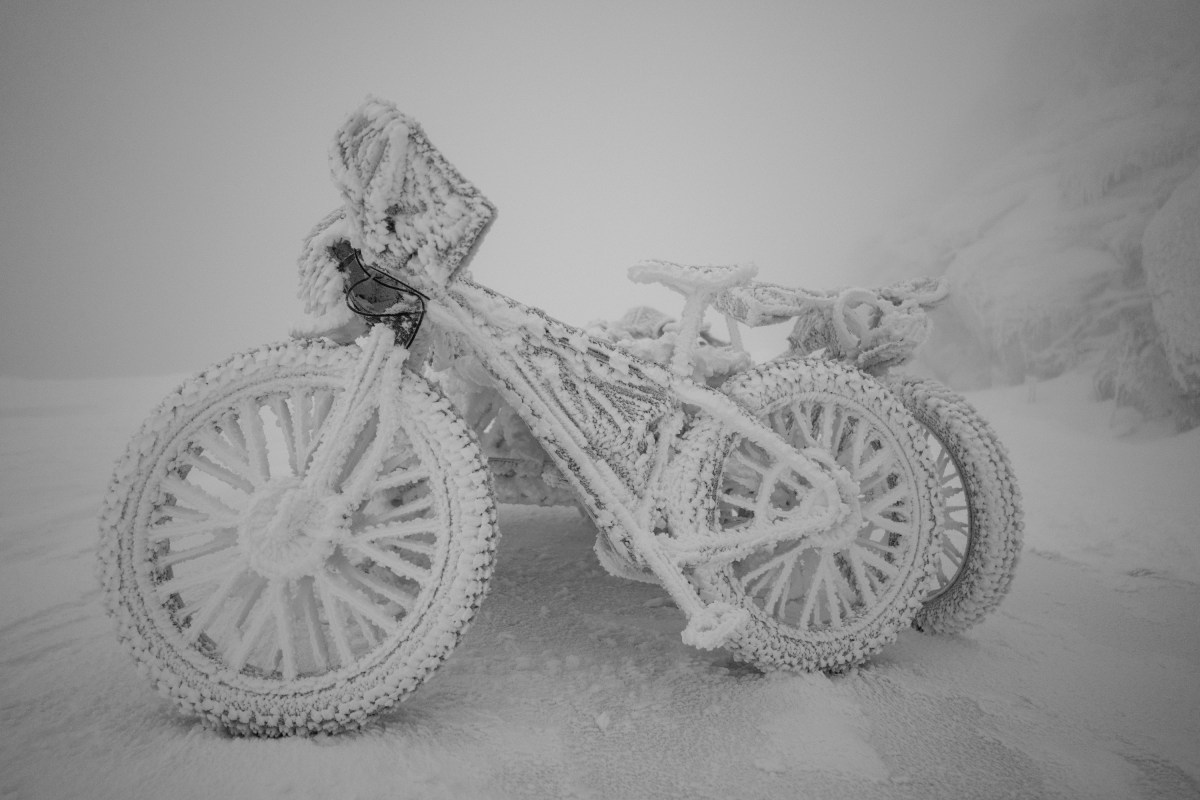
<box><xmin>136</xmin><ymin>376</ymin><xmax>446</xmax><ymax>687</ymax></box>
<box><xmin>920</xmin><ymin>428</ymin><xmax>974</xmax><ymax>601</ymax></box>
<box><xmin>717</xmin><ymin>393</ymin><xmax>923</xmax><ymax>632</ymax></box>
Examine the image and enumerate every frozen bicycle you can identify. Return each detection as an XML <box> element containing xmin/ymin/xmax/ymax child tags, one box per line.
<box><xmin>714</xmin><ymin>279</ymin><xmax>1024</xmax><ymax>633</ymax></box>
<box><xmin>99</xmin><ymin>98</ymin><xmax>942</xmax><ymax>736</ymax></box>
<box><xmin>482</xmin><ymin>274</ymin><xmax>1023</xmax><ymax>635</ymax></box>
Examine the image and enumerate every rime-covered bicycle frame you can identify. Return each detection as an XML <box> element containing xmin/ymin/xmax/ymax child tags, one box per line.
<box><xmin>99</xmin><ymin>98</ymin><xmax>943</xmax><ymax>736</ymax></box>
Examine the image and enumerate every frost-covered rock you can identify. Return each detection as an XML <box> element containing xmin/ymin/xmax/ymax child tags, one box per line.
<box><xmin>848</xmin><ymin>0</ymin><xmax>1200</xmax><ymax>430</ymax></box>
<box><xmin>1142</xmin><ymin>164</ymin><xmax>1200</xmax><ymax>395</ymax></box>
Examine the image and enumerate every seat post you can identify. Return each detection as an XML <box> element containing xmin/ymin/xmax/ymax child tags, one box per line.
<box><xmin>669</xmin><ymin>289</ymin><xmax>714</xmax><ymax>377</ymax></box>
<box><xmin>627</xmin><ymin>259</ymin><xmax>757</xmax><ymax>379</ymax></box>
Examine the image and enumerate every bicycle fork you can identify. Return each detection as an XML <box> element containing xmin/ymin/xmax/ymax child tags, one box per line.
<box><xmin>298</xmin><ymin>325</ymin><xmax>410</xmax><ymax>528</ymax></box>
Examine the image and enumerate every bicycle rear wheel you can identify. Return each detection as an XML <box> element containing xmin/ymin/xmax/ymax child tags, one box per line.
<box><xmin>887</xmin><ymin>376</ymin><xmax>1023</xmax><ymax>634</ymax></box>
<box><xmin>673</xmin><ymin>359</ymin><xmax>939</xmax><ymax>672</ymax></box>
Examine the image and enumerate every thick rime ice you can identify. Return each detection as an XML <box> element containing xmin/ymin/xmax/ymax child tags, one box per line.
<box><xmin>97</xmin><ymin>337</ymin><xmax>500</xmax><ymax>736</ymax></box>
<box><xmin>101</xmin><ymin>98</ymin><xmax>1021</xmax><ymax>735</ymax></box>
<box><xmin>329</xmin><ymin>97</ymin><xmax>495</xmax><ymax>286</ymax></box>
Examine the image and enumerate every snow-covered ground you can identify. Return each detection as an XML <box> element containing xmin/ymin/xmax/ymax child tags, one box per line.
<box><xmin>1</xmin><ymin>369</ymin><xmax>1197</xmax><ymax>800</ymax></box>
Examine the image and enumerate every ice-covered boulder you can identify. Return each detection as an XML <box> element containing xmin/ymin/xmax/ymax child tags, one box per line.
<box><xmin>847</xmin><ymin>0</ymin><xmax>1200</xmax><ymax>430</ymax></box>
<box><xmin>1142</xmin><ymin>165</ymin><xmax>1200</xmax><ymax>395</ymax></box>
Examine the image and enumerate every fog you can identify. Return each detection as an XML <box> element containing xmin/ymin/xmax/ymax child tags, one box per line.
<box><xmin>0</xmin><ymin>0</ymin><xmax>1060</xmax><ymax>378</ymax></box>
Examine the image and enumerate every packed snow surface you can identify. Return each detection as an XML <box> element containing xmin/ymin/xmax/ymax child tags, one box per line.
<box><xmin>1</xmin><ymin>370</ymin><xmax>1198</xmax><ymax>799</ymax></box>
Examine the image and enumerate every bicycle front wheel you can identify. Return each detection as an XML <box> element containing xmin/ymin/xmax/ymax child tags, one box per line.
<box><xmin>98</xmin><ymin>338</ymin><xmax>497</xmax><ymax>735</ymax></box>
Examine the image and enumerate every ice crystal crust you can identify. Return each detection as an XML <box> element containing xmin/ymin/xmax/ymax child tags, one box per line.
<box><xmin>330</xmin><ymin>97</ymin><xmax>495</xmax><ymax>285</ymax></box>
<box><xmin>292</xmin><ymin>209</ymin><xmax>366</xmax><ymax>342</ymax></box>
<box><xmin>98</xmin><ymin>338</ymin><xmax>499</xmax><ymax>736</ymax></box>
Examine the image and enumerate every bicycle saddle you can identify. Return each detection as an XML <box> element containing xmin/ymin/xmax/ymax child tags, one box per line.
<box><xmin>628</xmin><ymin>260</ymin><xmax>757</xmax><ymax>296</ymax></box>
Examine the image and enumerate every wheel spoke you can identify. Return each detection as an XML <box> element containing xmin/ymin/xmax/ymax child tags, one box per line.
<box><xmin>762</xmin><ymin>552</ymin><xmax>799</xmax><ymax>621</ymax></box>
<box><xmin>268</xmin><ymin>397</ymin><xmax>299</xmax><ymax>475</ymax></box>
<box><xmin>857</xmin><ymin>547</ymin><xmax>900</xmax><ymax>580</ymax></box>
<box><xmin>941</xmin><ymin>534</ymin><xmax>966</xmax><ymax>563</ymax></box>
<box><xmin>866</xmin><ymin>513</ymin><xmax>912</xmax><ymax>538</ymax></box>
<box><xmin>150</xmin><ymin>505</ymin><xmax>209</xmax><ymax>527</ymax></box>
<box><xmin>290</xmin><ymin>389</ymin><xmax>314</xmax><ymax>472</ymax></box>
<box><xmin>220</xmin><ymin>411</ymin><xmax>248</xmax><ymax>453</ymax></box>
<box><xmin>341</xmin><ymin>558</ymin><xmax>418</xmax><ymax>613</ymax></box>
<box><xmin>370</xmin><ymin>495</ymin><xmax>435</xmax><ymax>526</ymax></box>
<box><xmin>819</xmin><ymin>558</ymin><xmax>842</xmax><ymax>628</ymax></box>
<box><xmin>357</xmin><ymin>518</ymin><xmax>439</xmax><ymax>545</ymax></box>
<box><xmin>941</xmin><ymin>481</ymin><xmax>964</xmax><ymax>498</ymax></box>
<box><xmin>227</xmin><ymin>584</ymin><xmax>276</xmax><ymax>673</ymax></box>
<box><xmin>720</xmin><ymin>491</ymin><xmax>761</xmax><ymax>515</ymax></box>
<box><xmin>158</xmin><ymin>555</ymin><xmax>235</xmax><ymax>598</ymax></box>
<box><xmin>271</xmin><ymin>581</ymin><xmax>299</xmax><ymax>681</ymax></box>
<box><xmin>350</xmin><ymin>607</ymin><xmax>382</xmax><ymax>648</ymax></box>
<box><xmin>789</xmin><ymin>403</ymin><xmax>816</xmax><ymax>447</ymax></box>
<box><xmin>861</xmin><ymin>484</ymin><xmax>909</xmax><ymax>518</ymax></box>
<box><xmin>797</xmin><ymin>560</ymin><xmax>824</xmax><ymax>630</ymax></box>
<box><xmin>311</xmin><ymin>389</ymin><xmax>337</xmax><ymax>434</ymax></box>
<box><xmin>854</xmin><ymin>446</ymin><xmax>892</xmax><ymax>483</ymax></box>
<box><xmin>236</xmin><ymin>399</ymin><xmax>271</xmax><ymax>485</ymax></box>
<box><xmin>296</xmin><ymin>578</ymin><xmax>331</xmax><ymax>673</ymax></box>
<box><xmin>320</xmin><ymin>568</ymin><xmax>402</xmax><ymax>634</ymax></box>
<box><xmin>831</xmin><ymin>554</ymin><xmax>860</xmax><ymax>620</ymax></box>
<box><xmin>313</xmin><ymin>575</ymin><xmax>356</xmax><ymax>666</ymax></box>
<box><xmin>192</xmin><ymin>430</ymin><xmax>256</xmax><ymax>490</ymax></box>
<box><xmin>161</xmin><ymin>475</ymin><xmax>240</xmax><ymax>521</ymax></box>
<box><xmin>179</xmin><ymin>451</ymin><xmax>256</xmax><ymax>494</ymax></box>
<box><xmin>848</xmin><ymin>547</ymin><xmax>879</xmax><ymax>607</ymax></box>
<box><xmin>183</xmin><ymin>567</ymin><xmax>250</xmax><ymax>644</ymax></box>
<box><xmin>154</xmin><ymin>529</ymin><xmax>237</xmax><ymax>569</ymax></box>
<box><xmin>732</xmin><ymin>444</ymin><xmax>772</xmax><ymax>477</ymax></box>
<box><xmin>342</xmin><ymin>539</ymin><xmax>431</xmax><ymax>585</ymax></box>
<box><xmin>817</xmin><ymin>404</ymin><xmax>837</xmax><ymax>450</ymax></box>
<box><xmin>858</xmin><ymin>536</ymin><xmax>901</xmax><ymax>559</ymax></box>
<box><xmin>943</xmin><ymin>515</ymin><xmax>970</xmax><ymax>534</ymax></box>
<box><xmin>370</xmin><ymin>466</ymin><xmax>429</xmax><ymax>494</ymax></box>
<box><xmin>231</xmin><ymin>576</ymin><xmax>268</xmax><ymax>630</ymax></box>
<box><xmin>741</xmin><ymin>551</ymin><xmax>785</xmax><ymax>597</ymax></box>
<box><xmin>148</xmin><ymin>516</ymin><xmax>233</xmax><ymax>544</ymax></box>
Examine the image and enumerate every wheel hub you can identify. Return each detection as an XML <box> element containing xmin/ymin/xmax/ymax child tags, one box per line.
<box><xmin>238</xmin><ymin>478</ymin><xmax>342</xmax><ymax>580</ymax></box>
<box><xmin>815</xmin><ymin>504</ymin><xmax>865</xmax><ymax>551</ymax></box>
<box><xmin>814</xmin><ymin>472</ymin><xmax>866</xmax><ymax>551</ymax></box>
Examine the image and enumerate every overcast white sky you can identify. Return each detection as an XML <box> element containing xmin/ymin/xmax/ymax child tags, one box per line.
<box><xmin>0</xmin><ymin>0</ymin><xmax>1054</xmax><ymax>378</ymax></box>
